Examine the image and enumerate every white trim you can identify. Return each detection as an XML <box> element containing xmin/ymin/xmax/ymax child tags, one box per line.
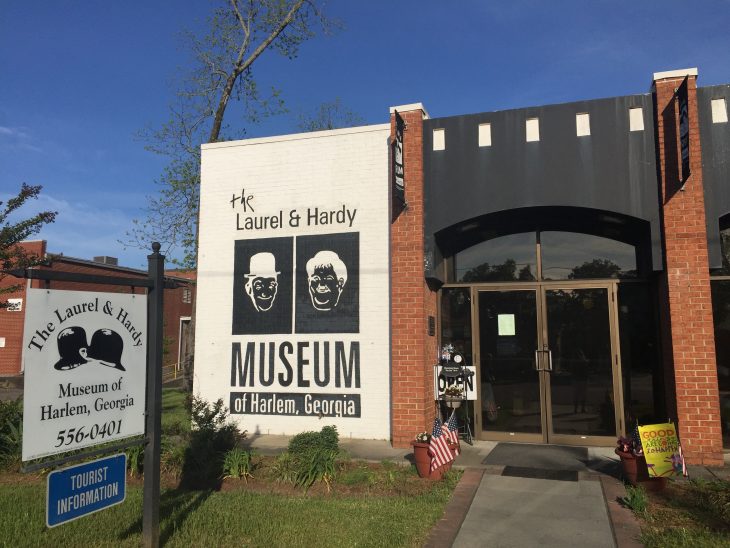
<box><xmin>389</xmin><ymin>103</ymin><xmax>430</xmax><ymax>119</ymax></box>
<box><xmin>201</xmin><ymin>123</ymin><xmax>390</xmax><ymax>150</ymax></box>
<box><xmin>653</xmin><ymin>68</ymin><xmax>698</xmax><ymax>81</ymax></box>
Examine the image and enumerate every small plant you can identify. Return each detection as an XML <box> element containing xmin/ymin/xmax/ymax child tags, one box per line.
<box><xmin>271</xmin><ymin>452</ymin><xmax>298</xmax><ymax>484</ymax></box>
<box><xmin>223</xmin><ymin>448</ymin><xmax>255</xmax><ymax>481</ymax></box>
<box><xmin>414</xmin><ymin>431</ymin><xmax>430</xmax><ymax>443</ymax></box>
<box><xmin>161</xmin><ymin>441</ymin><xmax>186</xmax><ymax>479</ymax></box>
<box><xmin>126</xmin><ymin>444</ymin><xmax>144</xmax><ymax>477</ymax></box>
<box><xmin>623</xmin><ymin>485</ymin><xmax>648</xmax><ymax>513</ymax></box>
<box><xmin>616</xmin><ymin>435</ymin><xmax>643</xmax><ymax>456</ymax></box>
<box><xmin>295</xmin><ymin>448</ymin><xmax>338</xmax><ymax>492</ymax></box>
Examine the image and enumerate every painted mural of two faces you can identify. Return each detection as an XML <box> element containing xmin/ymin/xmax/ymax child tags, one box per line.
<box><xmin>232</xmin><ymin>233</ymin><xmax>359</xmax><ymax>334</ymax></box>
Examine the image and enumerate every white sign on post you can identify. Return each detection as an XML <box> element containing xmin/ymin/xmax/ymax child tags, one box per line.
<box><xmin>22</xmin><ymin>289</ymin><xmax>146</xmax><ymax>461</ymax></box>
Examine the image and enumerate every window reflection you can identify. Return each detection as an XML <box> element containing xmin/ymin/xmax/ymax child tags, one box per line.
<box><xmin>455</xmin><ymin>233</ymin><xmax>536</xmax><ymax>282</ymax></box>
<box><xmin>540</xmin><ymin>232</ymin><xmax>637</xmax><ymax>280</ymax></box>
<box><xmin>711</xmin><ymin>280</ymin><xmax>730</xmax><ymax>448</ymax></box>
<box><xmin>452</xmin><ymin>230</ymin><xmax>637</xmax><ymax>282</ymax></box>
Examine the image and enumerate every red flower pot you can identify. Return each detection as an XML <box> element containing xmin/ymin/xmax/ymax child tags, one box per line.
<box><xmin>412</xmin><ymin>441</ymin><xmax>451</xmax><ymax>480</ymax></box>
<box><xmin>615</xmin><ymin>448</ymin><xmax>650</xmax><ymax>486</ymax></box>
<box><xmin>412</xmin><ymin>441</ymin><xmax>432</xmax><ymax>478</ymax></box>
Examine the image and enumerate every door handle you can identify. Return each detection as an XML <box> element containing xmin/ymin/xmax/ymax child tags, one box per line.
<box><xmin>534</xmin><ymin>349</ymin><xmax>553</xmax><ymax>372</ymax></box>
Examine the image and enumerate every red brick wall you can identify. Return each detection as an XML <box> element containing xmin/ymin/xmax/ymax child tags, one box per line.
<box><xmin>0</xmin><ymin>240</ymin><xmax>46</xmax><ymax>376</ymax></box>
<box><xmin>654</xmin><ymin>74</ymin><xmax>723</xmax><ymax>465</ymax></box>
<box><xmin>390</xmin><ymin>107</ymin><xmax>439</xmax><ymax>447</ymax></box>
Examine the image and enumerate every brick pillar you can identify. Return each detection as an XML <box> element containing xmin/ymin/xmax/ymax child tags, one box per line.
<box><xmin>654</xmin><ymin>69</ymin><xmax>723</xmax><ymax>465</ymax></box>
<box><xmin>390</xmin><ymin>104</ymin><xmax>439</xmax><ymax>448</ymax></box>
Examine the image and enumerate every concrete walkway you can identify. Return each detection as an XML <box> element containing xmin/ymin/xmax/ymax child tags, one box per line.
<box><xmin>452</xmin><ymin>474</ymin><xmax>614</xmax><ymax>547</ymax></box>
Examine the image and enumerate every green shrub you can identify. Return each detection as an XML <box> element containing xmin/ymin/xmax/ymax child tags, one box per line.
<box><xmin>179</xmin><ymin>397</ymin><xmax>245</xmax><ymax>489</ymax></box>
<box><xmin>288</xmin><ymin>425</ymin><xmax>339</xmax><ymax>455</ymax></box>
<box><xmin>294</xmin><ymin>448</ymin><xmax>338</xmax><ymax>492</ymax></box>
<box><xmin>0</xmin><ymin>399</ymin><xmax>23</xmax><ymax>468</ymax></box>
<box><xmin>222</xmin><ymin>448</ymin><xmax>255</xmax><ymax>481</ymax></box>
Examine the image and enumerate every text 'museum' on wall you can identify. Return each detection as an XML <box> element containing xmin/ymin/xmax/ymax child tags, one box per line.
<box><xmin>195</xmin><ymin>124</ymin><xmax>391</xmax><ymax>439</ymax></box>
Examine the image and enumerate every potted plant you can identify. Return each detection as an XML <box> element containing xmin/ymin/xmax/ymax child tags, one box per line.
<box><xmin>411</xmin><ymin>432</ymin><xmax>452</xmax><ymax>480</ymax></box>
<box><xmin>442</xmin><ymin>385</ymin><xmax>464</xmax><ymax>409</ymax></box>
<box><xmin>412</xmin><ymin>432</ymin><xmax>432</xmax><ymax>478</ymax></box>
<box><xmin>615</xmin><ymin>436</ymin><xmax>649</xmax><ymax>486</ymax></box>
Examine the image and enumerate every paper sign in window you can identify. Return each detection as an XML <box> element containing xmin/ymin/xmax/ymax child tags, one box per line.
<box><xmin>497</xmin><ymin>314</ymin><xmax>515</xmax><ymax>336</ymax></box>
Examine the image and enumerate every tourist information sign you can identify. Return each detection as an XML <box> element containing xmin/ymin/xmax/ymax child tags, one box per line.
<box><xmin>46</xmin><ymin>453</ymin><xmax>126</xmax><ymax>527</ymax></box>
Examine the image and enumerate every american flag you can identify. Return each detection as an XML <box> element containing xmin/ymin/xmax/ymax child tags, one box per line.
<box><xmin>443</xmin><ymin>411</ymin><xmax>460</xmax><ymax>455</ymax></box>
<box><xmin>429</xmin><ymin>418</ymin><xmax>455</xmax><ymax>471</ymax></box>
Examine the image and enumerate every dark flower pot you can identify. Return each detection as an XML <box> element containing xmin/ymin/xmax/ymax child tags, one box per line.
<box><xmin>615</xmin><ymin>448</ymin><xmax>650</xmax><ymax>486</ymax></box>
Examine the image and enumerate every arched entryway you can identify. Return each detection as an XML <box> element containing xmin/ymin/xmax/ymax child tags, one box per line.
<box><xmin>437</xmin><ymin>208</ymin><xmax>663</xmax><ymax>446</ymax></box>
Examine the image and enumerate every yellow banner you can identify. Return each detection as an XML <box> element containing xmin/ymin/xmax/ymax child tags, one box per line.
<box><xmin>637</xmin><ymin>422</ymin><xmax>683</xmax><ymax>477</ymax></box>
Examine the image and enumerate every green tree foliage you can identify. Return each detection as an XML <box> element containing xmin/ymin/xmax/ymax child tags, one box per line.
<box><xmin>128</xmin><ymin>0</ymin><xmax>337</xmax><ymax>267</ymax></box>
<box><xmin>0</xmin><ymin>184</ymin><xmax>57</xmax><ymax>306</ymax></box>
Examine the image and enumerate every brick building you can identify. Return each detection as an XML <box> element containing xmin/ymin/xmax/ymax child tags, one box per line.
<box><xmin>194</xmin><ymin>68</ymin><xmax>729</xmax><ymax>465</ymax></box>
<box><xmin>0</xmin><ymin>240</ymin><xmax>194</xmax><ymax>378</ymax></box>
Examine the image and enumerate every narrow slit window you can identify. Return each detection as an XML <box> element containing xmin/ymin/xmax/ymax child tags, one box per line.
<box><xmin>712</xmin><ymin>98</ymin><xmax>728</xmax><ymax>123</ymax></box>
<box><xmin>478</xmin><ymin>123</ymin><xmax>492</xmax><ymax>147</ymax></box>
<box><xmin>526</xmin><ymin>118</ymin><xmax>540</xmax><ymax>142</ymax></box>
<box><xmin>576</xmin><ymin>113</ymin><xmax>590</xmax><ymax>136</ymax></box>
<box><xmin>629</xmin><ymin>108</ymin><xmax>644</xmax><ymax>131</ymax></box>
<box><xmin>433</xmin><ymin>128</ymin><xmax>445</xmax><ymax>151</ymax></box>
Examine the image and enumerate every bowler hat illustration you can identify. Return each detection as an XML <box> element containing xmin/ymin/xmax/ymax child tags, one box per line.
<box><xmin>87</xmin><ymin>329</ymin><xmax>126</xmax><ymax>371</ymax></box>
<box><xmin>245</xmin><ymin>252</ymin><xmax>280</xmax><ymax>278</ymax></box>
<box><xmin>54</xmin><ymin>326</ymin><xmax>89</xmax><ymax>371</ymax></box>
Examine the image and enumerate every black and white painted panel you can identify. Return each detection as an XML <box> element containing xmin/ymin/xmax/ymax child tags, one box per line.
<box><xmin>196</xmin><ymin>125</ymin><xmax>390</xmax><ymax>439</ymax></box>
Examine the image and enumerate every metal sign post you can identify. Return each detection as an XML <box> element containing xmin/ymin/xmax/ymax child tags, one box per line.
<box><xmin>143</xmin><ymin>243</ymin><xmax>164</xmax><ymax>548</ymax></box>
<box><xmin>12</xmin><ymin>242</ymin><xmax>167</xmax><ymax>543</ymax></box>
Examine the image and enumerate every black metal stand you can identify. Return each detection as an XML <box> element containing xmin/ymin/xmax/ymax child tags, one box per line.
<box><xmin>438</xmin><ymin>363</ymin><xmax>474</xmax><ymax>445</ymax></box>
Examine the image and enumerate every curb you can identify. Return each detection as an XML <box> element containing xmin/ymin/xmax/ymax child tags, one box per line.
<box><xmin>600</xmin><ymin>475</ymin><xmax>643</xmax><ymax>547</ymax></box>
<box><xmin>423</xmin><ymin>468</ymin><xmax>484</xmax><ymax>548</ymax></box>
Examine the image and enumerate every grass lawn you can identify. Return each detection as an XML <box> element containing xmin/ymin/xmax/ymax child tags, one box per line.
<box><xmin>0</xmin><ymin>473</ymin><xmax>458</xmax><ymax>547</ymax></box>
<box><xmin>161</xmin><ymin>388</ymin><xmax>191</xmax><ymax>436</ymax></box>
<box><xmin>1</xmin><ymin>388</ymin><xmax>461</xmax><ymax>547</ymax></box>
<box><xmin>630</xmin><ymin>479</ymin><xmax>730</xmax><ymax>547</ymax></box>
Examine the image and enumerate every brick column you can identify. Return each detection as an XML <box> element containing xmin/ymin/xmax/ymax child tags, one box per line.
<box><xmin>654</xmin><ymin>69</ymin><xmax>723</xmax><ymax>465</ymax></box>
<box><xmin>390</xmin><ymin>104</ymin><xmax>439</xmax><ymax>447</ymax></box>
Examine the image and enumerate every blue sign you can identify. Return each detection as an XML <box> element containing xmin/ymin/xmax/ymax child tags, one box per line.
<box><xmin>47</xmin><ymin>453</ymin><xmax>126</xmax><ymax>528</ymax></box>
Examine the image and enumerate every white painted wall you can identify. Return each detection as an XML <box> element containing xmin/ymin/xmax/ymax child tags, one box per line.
<box><xmin>195</xmin><ymin>124</ymin><xmax>391</xmax><ymax>439</ymax></box>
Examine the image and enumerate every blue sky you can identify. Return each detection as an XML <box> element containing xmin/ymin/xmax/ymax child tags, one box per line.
<box><xmin>2</xmin><ymin>1</ymin><xmax>730</xmax><ymax>268</ymax></box>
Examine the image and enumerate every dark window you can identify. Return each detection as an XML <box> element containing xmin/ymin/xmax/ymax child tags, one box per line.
<box><xmin>618</xmin><ymin>283</ymin><xmax>662</xmax><ymax>427</ymax></box>
<box><xmin>711</xmin><ymin>280</ymin><xmax>730</xmax><ymax>448</ymax></box>
<box><xmin>454</xmin><ymin>232</ymin><xmax>537</xmax><ymax>283</ymax></box>
<box><xmin>440</xmin><ymin>288</ymin><xmax>473</xmax><ymax>366</ymax></box>
<box><xmin>540</xmin><ymin>231</ymin><xmax>637</xmax><ymax>280</ymax></box>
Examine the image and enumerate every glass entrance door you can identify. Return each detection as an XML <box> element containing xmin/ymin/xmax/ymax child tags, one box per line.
<box><xmin>477</xmin><ymin>284</ymin><xmax>621</xmax><ymax>445</ymax></box>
